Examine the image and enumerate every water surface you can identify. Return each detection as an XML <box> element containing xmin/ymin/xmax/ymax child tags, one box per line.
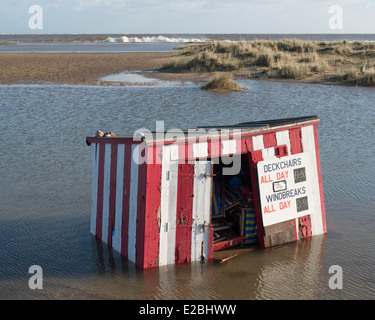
<box><xmin>0</xmin><ymin>80</ymin><xmax>374</xmax><ymax>299</ymax></box>
<box><xmin>1</xmin><ymin>33</ymin><xmax>375</xmax><ymax>52</ymax></box>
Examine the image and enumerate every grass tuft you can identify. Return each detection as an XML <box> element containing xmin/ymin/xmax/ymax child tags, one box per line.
<box><xmin>200</xmin><ymin>73</ymin><xmax>244</xmax><ymax>92</ymax></box>
<box><xmin>0</xmin><ymin>41</ymin><xmax>17</xmax><ymax>45</ymax></box>
<box><xmin>160</xmin><ymin>39</ymin><xmax>375</xmax><ymax>88</ymax></box>
<box><xmin>358</xmin><ymin>72</ymin><xmax>375</xmax><ymax>86</ymax></box>
<box><xmin>187</xmin><ymin>51</ymin><xmax>241</xmax><ymax>72</ymax></box>
<box><xmin>264</xmin><ymin>62</ymin><xmax>310</xmax><ymax>80</ymax></box>
<box><xmin>255</xmin><ymin>52</ymin><xmax>273</xmax><ymax>67</ymax></box>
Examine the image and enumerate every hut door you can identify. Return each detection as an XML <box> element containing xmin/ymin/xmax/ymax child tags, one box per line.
<box><xmin>191</xmin><ymin>160</ymin><xmax>212</xmax><ymax>263</ymax></box>
<box><xmin>174</xmin><ymin>161</ymin><xmax>212</xmax><ymax>264</ymax></box>
<box><xmin>175</xmin><ymin>163</ymin><xmax>195</xmax><ymax>264</ymax></box>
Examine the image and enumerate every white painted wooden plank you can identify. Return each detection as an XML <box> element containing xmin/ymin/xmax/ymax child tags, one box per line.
<box><xmin>128</xmin><ymin>144</ymin><xmax>139</xmax><ymax>263</ymax></box>
<box><xmin>252</xmin><ymin>135</ymin><xmax>264</xmax><ymax>150</ymax></box>
<box><xmin>261</xmin><ymin>147</ymin><xmax>276</xmax><ymax>160</ymax></box>
<box><xmin>191</xmin><ymin>161</ymin><xmax>204</xmax><ymax>262</ymax></box>
<box><xmin>159</xmin><ymin>145</ymin><xmax>171</xmax><ymax>266</ymax></box>
<box><xmin>221</xmin><ymin>139</ymin><xmax>237</xmax><ymax>155</ymax></box>
<box><xmin>276</xmin><ymin>130</ymin><xmax>291</xmax><ymax>154</ymax></box>
<box><xmin>191</xmin><ymin>160</ymin><xmax>212</xmax><ymax>262</ymax></box>
<box><xmin>90</xmin><ymin>143</ymin><xmax>99</xmax><ymax>235</ymax></box>
<box><xmin>301</xmin><ymin>125</ymin><xmax>324</xmax><ymax>236</ymax></box>
<box><xmin>193</xmin><ymin>142</ymin><xmax>208</xmax><ymax>158</ymax></box>
<box><xmin>101</xmin><ymin>143</ymin><xmax>111</xmax><ymax>243</ymax></box>
<box><xmin>113</xmin><ymin>144</ymin><xmax>125</xmax><ymax>253</ymax></box>
<box><xmin>166</xmin><ymin>161</ymin><xmax>178</xmax><ymax>265</ymax></box>
<box><xmin>202</xmin><ymin>161</ymin><xmax>212</xmax><ymax>261</ymax></box>
<box><xmin>230</xmin><ymin>139</ymin><xmax>237</xmax><ymax>154</ymax></box>
<box><xmin>159</xmin><ymin>145</ymin><xmax>179</xmax><ymax>266</ymax></box>
<box><xmin>170</xmin><ymin>144</ymin><xmax>180</xmax><ymax>161</ymax></box>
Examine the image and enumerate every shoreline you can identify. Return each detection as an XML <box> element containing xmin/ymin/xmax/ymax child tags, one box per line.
<box><xmin>0</xmin><ymin>45</ymin><xmax>373</xmax><ymax>88</ymax></box>
<box><xmin>0</xmin><ymin>52</ymin><xmax>177</xmax><ymax>86</ymax></box>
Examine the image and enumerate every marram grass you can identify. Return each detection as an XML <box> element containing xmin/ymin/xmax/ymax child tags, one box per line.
<box><xmin>160</xmin><ymin>39</ymin><xmax>375</xmax><ymax>87</ymax></box>
<box><xmin>200</xmin><ymin>73</ymin><xmax>244</xmax><ymax>92</ymax></box>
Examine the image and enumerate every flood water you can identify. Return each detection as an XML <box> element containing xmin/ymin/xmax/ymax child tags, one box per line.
<box><xmin>0</xmin><ymin>80</ymin><xmax>374</xmax><ymax>300</ymax></box>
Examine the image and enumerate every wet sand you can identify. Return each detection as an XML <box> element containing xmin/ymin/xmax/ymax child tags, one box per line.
<box><xmin>0</xmin><ymin>52</ymin><xmax>185</xmax><ymax>85</ymax></box>
<box><xmin>0</xmin><ymin>51</ymin><xmax>332</xmax><ymax>87</ymax></box>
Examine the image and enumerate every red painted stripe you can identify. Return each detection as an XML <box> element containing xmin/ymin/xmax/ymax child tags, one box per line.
<box><xmin>182</xmin><ymin>143</ymin><xmax>189</xmax><ymax>164</ymax></box>
<box><xmin>251</xmin><ymin>150</ymin><xmax>263</xmax><ymax>163</ymax></box>
<box><xmin>135</xmin><ymin>143</ymin><xmax>148</xmax><ymax>268</ymax></box>
<box><xmin>241</xmin><ymin>137</ymin><xmax>252</xmax><ymax>153</ymax></box>
<box><xmin>210</xmin><ymin>139</ymin><xmax>220</xmax><ymax>158</ymax></box>
<box><xmin>208</xmin><ymin>163</ymin><xmax>214</xmax><ymax>261</ymax></box>
<box><xmin>313</xmin><ymin>124</ymin><xmax>327</xmax><ymax>234</ymax></box>
<box><xmin>146</xmin><ymin>120</ymin><xmax>321</xmax><ymax>147</ymax></box>
<box><xmin>177</xmin><ymin>143</ymin><xmax>196</xmax><ymax>163</ymax></box>
<box><xmin>245</xmin><ymin>137</ymin><xmax>254</xmax><ymax>155</ymax></box>
<box><xmin>107</xmin><ymin>144</ymin><xmax>118</xmax><ymax>246</ymax></box>
<box><xmin>289</xmin><ymin>128</ymin><xmax>303</xmax><ymax>155</ymax></box>
<box><xmin>187</xmin><ymin>142</ymin><xmax>195</xmax><ymax>161</ymax></box>
<box><xmin>213</xmin><ymin>236</ymin><xmax>246</xmax><ymax>251</ymax></box>
<box><xmin>275</xmin><ymin>144</ymin><xmax>288</xmax><ymax>158</ymax></box>
<box><xmin>96</xmin><ymin>143</ymin><xmax>106</xmax><ymax>240</ymax></box>
<box><xmin>298</xmin><ymin>215</ymin><xmax>312</xmax><ymax>238</ymax></box>
<box><xmin>177</xmin><ymin>144</ymin><xmax>184</xmax><ymax>162</ymax></box>
<box><xmin>235</xmin><ymin>137</ymin><xmax>242</xmax><ymax>154</ymax></box>
<box><xmin>175</xmin><ymin>163</ymin><xmax>195</xmax><ymax>264</ymax></box>
<box><xmin>141</xmin><ymin>146</ymin><xmax>162</xmax><ymax>269</ymax></box>
<box><xmin>263</xmin><ymin>132</ymin><xmax>277</xmax><ymax>148</ymax></box>
<box><xmin>121</xmin><ymin>144</ymin><xmax>132</xmax><ymax>258</ymax></box>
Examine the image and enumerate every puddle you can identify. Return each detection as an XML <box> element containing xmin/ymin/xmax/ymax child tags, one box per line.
<box><xmin>99</xmin><ymin>71</ymin><xmax>193</xmax><ymax>87</ymax></box>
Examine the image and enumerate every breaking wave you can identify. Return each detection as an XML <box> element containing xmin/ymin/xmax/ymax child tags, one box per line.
<box><xmin>103</xmin><ymin>35</ymin><xmax>209</xmax><ymax>43</ymax></box>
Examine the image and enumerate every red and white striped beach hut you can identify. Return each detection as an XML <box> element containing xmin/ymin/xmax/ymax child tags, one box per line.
<box><xmin>86</xmin><ymin>116</ymin><xmax>326</xmax><ymax>269</ymax></box>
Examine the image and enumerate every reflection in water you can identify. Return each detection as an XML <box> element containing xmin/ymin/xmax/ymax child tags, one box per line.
<box><xmin>100</xmin><ymin>72</ymin><xmax>192</xmax><ymax>87</ymax></box>
<box><xmin>91</xmin><ymin>236</ymin><xmax>125</xmax><ymax>275</ymax></box>
<box><xmin>90</xmin><ymin>234</ymin><xmax>217</xmax><ymax>299</ymax></box>
<box><xmin>89</xmin><ymin>233</ymin><xmax>327</xmax><ymax>300</ymax></box>
<box><xmin>100</xmin><ymin>73</ymin><xmax>159</xmax><ymax>84</ymax></box>
<box><xmin>255</xmin><ymin>235</ymin><xmax>326</xmax><ymax>300</ymax></box>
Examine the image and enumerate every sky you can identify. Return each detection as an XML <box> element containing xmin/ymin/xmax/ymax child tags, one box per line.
<box><xmin>0</xmin><ymin>0</ymin><xmax>374</xmax><ymax>34</ymax></box>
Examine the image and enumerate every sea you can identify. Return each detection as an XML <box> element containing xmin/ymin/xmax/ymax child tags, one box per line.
<box><xmin>0</xmin><ymin>34</ymin><xmax>375</xmax><ymax>300</ymax></box>
<box><xmin>1</xmin><ymin>33</ymin><xmax>375</xmax><ymax>53</ymax></box>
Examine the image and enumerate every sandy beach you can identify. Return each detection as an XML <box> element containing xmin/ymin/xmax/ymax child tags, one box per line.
<box><xmin>0</xmin><ymin>52</ymin><xmax>180</xmax><ymax>85</ymax></box>
<box><xmin>0</xmin><ymin>51</ymin><xmax>295</xmax><ymax>87</ymax></box>
<box><xmin>2</xmin><ymin>39</ymin><xmax>375</xmax><ymax>88</ymax></box>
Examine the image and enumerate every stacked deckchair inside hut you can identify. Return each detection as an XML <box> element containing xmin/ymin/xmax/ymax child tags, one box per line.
<box><xmin>212</xmin><ymin>175</ymin><xmax>258</xmax><ymax>251</ymax></box>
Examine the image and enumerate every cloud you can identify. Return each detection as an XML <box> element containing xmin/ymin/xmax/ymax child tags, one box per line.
<box><xmin>0</xmin><ymin>0</ymin><xmax>375</xmax><ymax>34</ymax></box>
